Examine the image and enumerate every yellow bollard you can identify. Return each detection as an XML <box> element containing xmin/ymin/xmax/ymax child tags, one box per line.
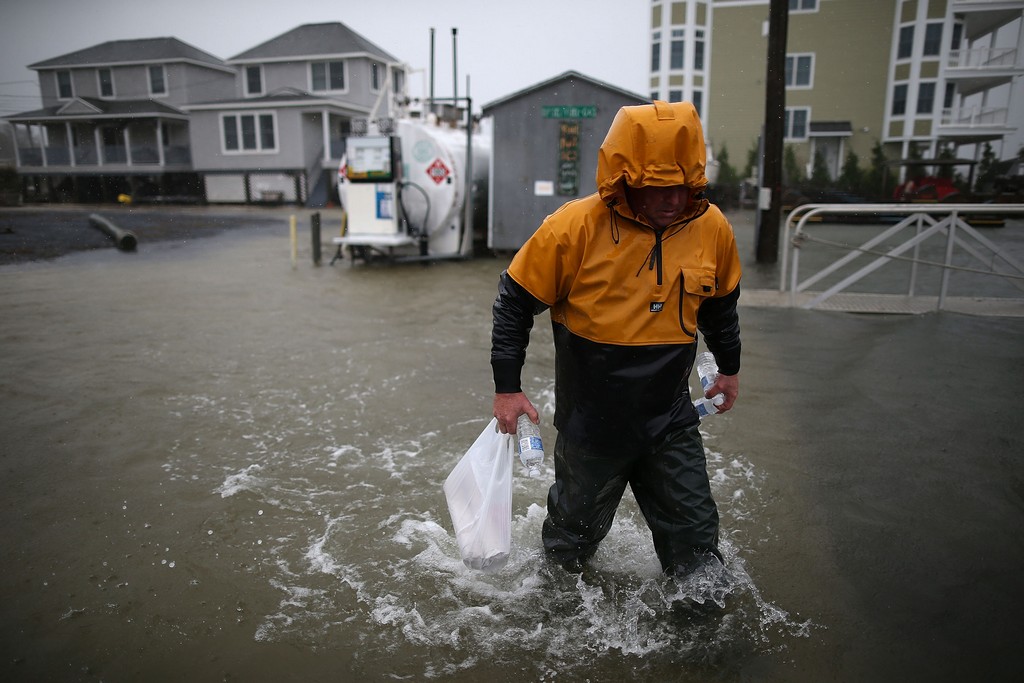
<box><xmin>290</xmin><ymin>215</ymin><xmax>297</xmax><ymax>268</ymax></box>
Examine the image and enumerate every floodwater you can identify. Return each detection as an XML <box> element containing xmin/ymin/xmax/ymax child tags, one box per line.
<box><xmin>2</xmin><ymin>211</ymin><xmax>1023</xmax><ymax>682</ymax></box>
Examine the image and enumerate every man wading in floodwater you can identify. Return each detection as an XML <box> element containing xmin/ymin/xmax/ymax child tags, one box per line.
<box><xmin>490</xmin><ymin>100</ymin><xmax>742</xmax><ymax>577</ymax></box>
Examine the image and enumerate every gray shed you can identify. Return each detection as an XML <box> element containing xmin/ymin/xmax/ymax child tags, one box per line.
<box><xmin>481</xmin><ymin>71</ymin><xmax>647</xmax><ymax>251</ymax></box>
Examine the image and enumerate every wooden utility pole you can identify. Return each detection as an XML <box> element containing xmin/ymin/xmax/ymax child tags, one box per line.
<box><xmin>755</xmin><ymin>0</ymin><xmax>790</xmax><ymax>263</ymax></box>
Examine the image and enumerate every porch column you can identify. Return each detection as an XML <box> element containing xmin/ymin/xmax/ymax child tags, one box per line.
<box><xmin>156</xmin><ymin>118</ymin><xmax>165</xmax><ymax>166</ymax></box>
<box><xmin>322</xmin><ymin>109</ymin><xmax>330</xmax><ymax>163</ymax></box>
<box><xmin>94</xmin><ymin>126</ymin><xmax>103</xmax><ymax>165</ymax></box>
<box><xmin>40</xmin><ymin>125</ymin><xmax>48</xmax><ymax>168</ymax></box>
<box><xmin>123</xmin><ymin>125</ymin><xmax>132</xmax><ymax>166</ymax></box>
<box><xmin>66</xmin><ymin>121</ymin><xmax>75</xmax><ymax>167</ymax></box>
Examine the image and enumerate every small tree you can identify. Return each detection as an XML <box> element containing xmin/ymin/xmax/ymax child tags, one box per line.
<box><xmin>864</xmin><ymin>141</ymin><xmax>889</xmax><ymax>200</ymax></box>
<box><xmin>809</xmin><ymin>151</ymin><xmax>831</xmax><ymax>188</ymax></box>
<box><xmin>976</xmin><ymin>141</ymin><xmax>998</xmax><ymax>193</ymax></box>
<box><xmin>783</xmin><ymin>145</ymin><xmax>803</xmax><ymax>186</ymax></box>
<box><xmin>838</xmin><ymin>150</ymin><xmax>863</xmax><ymax>193</ymax></box>
<box><xmin>713</xmin><ymin>144</ymin><xmax>740</xmax><ymax>207</ymax></box>
<box><xmin>746</xmin><ymin>140</ymin><xmax>760</xmax><ymax>179</ymax></box>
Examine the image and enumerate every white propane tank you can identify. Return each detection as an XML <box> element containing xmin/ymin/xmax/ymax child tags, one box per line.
<box><xmin>338</xmin><ymin>118</ymin><xmax>491</xmax><ymax>260</ymax></box>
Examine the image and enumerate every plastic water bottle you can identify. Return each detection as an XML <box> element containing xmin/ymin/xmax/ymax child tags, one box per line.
<box><xmin>693</xmin><ymin>351</ymin><xmax>725</xmax><ymax>419</ymax></box>
<box><xmin>516</xmin><ymin>414</ymin><xmax>544</xmax><ymax>478</ymax></box>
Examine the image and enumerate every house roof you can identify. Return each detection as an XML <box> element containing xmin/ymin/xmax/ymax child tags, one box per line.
<box><xmin>481</xmin><ymin>70</ymin><xmax>648</xmax><ymax>113</ymax></box>
<box><xmin>229</xmin><ymin>22</ymin><xmax>399</xmax><ymax>64</ymax></box>
<box><xmin>29</xmin><ymin>37</ymin><xmax>229</xmax><ymax>71</ymax></box>
<box><xmin>182</xmin><ymin>87</ymin><xmax>371</xmax><ymax>115</ymax></box>
<box><xmin>5</xmin><ymin>97</ymin><xmax>187</xmax><ymax>122</ymax></box>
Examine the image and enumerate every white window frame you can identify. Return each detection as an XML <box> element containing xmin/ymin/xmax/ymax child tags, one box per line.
<box><xmin>148</xmin><ymin>64</ymin><xmax>167</xmax><ymax>97</ymax></box>
<box><xmin>220</xmin><ymin>111</ymin><xmax>279</xmax><ymax>154</ymax></box>
<box><xmin>310</xmin><ymin>60</ymin><xmax>347</xmax><ymax>93</ymax></box>
<box><xmin>97</xmin><ymin>68</ymin><xmax>115</xmax><ymax>98</ymax></box>
<box><xmin>789</xmin><ymin>0</ymin><xmax>818</xmax><ymax>13</ymax></box>
<box><xmin>785</xmin><ymin>53</ymin><xmax>814</xmax><ymax>89</ymax></box>
<box><xmin>244</xmin><ymin>65</ymin><xmax>264</xmax><ymax>97</ymax></box>
<box><xmin>56</xmin><ymin>70</ymin><xmax>73</xmax><ymax>99</ymax></box>
<box><xmin>784</xmin><ymin>107</ymin><xmax>810</xmax><ymax>141</ymax></box>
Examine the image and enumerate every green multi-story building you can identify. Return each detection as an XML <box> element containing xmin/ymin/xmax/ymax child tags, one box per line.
<box><xmin>649</xmin><ymin>0</ymin><xmax>1024</xmax><ymax>188</ymax></box>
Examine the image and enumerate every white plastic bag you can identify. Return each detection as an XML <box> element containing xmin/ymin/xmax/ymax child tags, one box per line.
<box><xmin>443</xmin><ymin>418</ymin><xmax>514</xmax><ymax>572</ymax></box>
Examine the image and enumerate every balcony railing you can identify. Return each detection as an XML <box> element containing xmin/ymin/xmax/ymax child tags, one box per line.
<box><xmin>940</xmin><ymin>106</ymin><xmax>1010</xmax><ymax>127</ymax></box>
<box><xmin>18</xmin><ymin>143</ymin><xmax>192</xmax><ymax>168</ymax></box>
<box><xmin>947</xmin><ymin>46</ymin><xmax>1020</xmax><ymax>70</ymax></box>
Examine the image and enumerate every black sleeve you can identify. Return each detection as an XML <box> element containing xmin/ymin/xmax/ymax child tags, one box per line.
<box><xmin>697</xmin><ymin>284</ymin><xmax>741</xmax><ymax>375</ymax></box>
<box><xmin>490</xmin><ymin>270</ymin><xmax>548</xmax><ymax>393</ymax></box>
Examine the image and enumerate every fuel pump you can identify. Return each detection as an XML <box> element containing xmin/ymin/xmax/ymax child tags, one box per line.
<box><xmin>338</xmin><ymin>135</ymin><xmax>414</xmax><ymax>251</ymax></box>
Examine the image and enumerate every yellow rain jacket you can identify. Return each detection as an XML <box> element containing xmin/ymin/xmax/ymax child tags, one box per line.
<box><xmin>492</xmin><ymin>101</ymin><xmax>742</xmax><ymax>447</ymax></box>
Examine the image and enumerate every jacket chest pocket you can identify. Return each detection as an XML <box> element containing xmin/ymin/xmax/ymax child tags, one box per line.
<box><xmin>678</xmin><ymin>267</ymin><xmax>716</xmax><ymax>338</ymax></box>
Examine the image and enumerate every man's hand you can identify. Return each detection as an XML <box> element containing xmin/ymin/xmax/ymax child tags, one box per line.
<box><xmin>493</xmin><ymin>392</ymin><xmax>538</xmax><ymax>434</ymax></box>
<box><xmin>707</xmin><ymin>373</ymin><xmax>740</xmax><ymax>412</ymax></box>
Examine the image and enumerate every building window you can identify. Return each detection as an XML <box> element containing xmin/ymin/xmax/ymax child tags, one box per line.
<box><xmin>944</xmin><ymin>82</ymin><xmax>956</xmax><ymax>109</ymax></box>
<box><xmin>917</xmin><ymin>82</ymin><xmax>936</xmax><ymax>114</ymax></box>
<box><xmin>923</xmin><ymin>23</ymin><xmax>943</xmax><ymax>56</ymax></box>
<box><xmin>694</xmin><ymin>29</ymin><xmax>705</xmax><ymax>71</ymax></box>
<box><xmin>221</xmin><ymin>112</ymin><xmax>277</xmax><ymax>153</ymax></box>
<box><xmin>898</xmin><ymin>26</ymin><xmax>914</xmax><ymax>60</ymax></box>
<box><xmin>371</xmin><ymin>63</ymin><xmax>381</xmax><ymax>91</ymax></box>
<box><xmin>311</xmin><ymin>61</ymin><xmax>345</xmax><ymax>92</ymax></box>
<box><xmin>149</xmin><ymin>65</ymin><xmax>167</xmax><ymax>96</ymax></box>
<box><xmin>892</xmin><ymin>84</ymin><xmax>908</xmax><ymax>116</ymax></box>
<box><xmin>789</xmin><ymin>0</ymin><xmax>818</xmax><ymax>11</ymax></box>
<box><xmin>693</xmin><ymin>90</ymin><xmax>703</xmax><ymax>118</ymax></box>
<box><xmin>57</xmin><ymin>70</ymin><xmax>73</xmax><ymax>99</ymax></box>
<box><xmin>669</xmin><ymin>89</ymin><xmax>683</xmax><ymax>102</ymax></box>
<box><xmin>670</xmin><ymin>30</ymin><xmax>685</xmax><ymax>70</ymax></box>
<box><xmin>651</xmin><ymin>31</ymin><xmax>661</xmax><ymax>72</ymax></box>
<box><xmin>392</xmin><ymin>69</ymin><xmax>404</xmax><ymax>94</ymax></box>
<box><xmin>784</xmin><ymin>107</ymin><xmax>809</xmax><ymax>140</ymax></box>
<box><xmin>785</xmin><ymin>54</ymin><xmax>814</xmax><ymax>88</ymax></box>
<box><xmin>245</xmin><ymin>66</ymin><xmax>263</xmax><ymax>96</ymax></box>
<box><xmin>98</xmin><ymin>68</ymin><xmax>114</xmax><ymax>97</ymax></box>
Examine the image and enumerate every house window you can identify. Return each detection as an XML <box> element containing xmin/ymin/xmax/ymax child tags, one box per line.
<box><xmin>221</xmin><ymin>112</ymin><xmax>277</xmax><ymax>153</ymax></box>
<box><xmin>898</xmin><ymin>26</ymin><xmax>914</xmax><ymax>60</ymax></box>
<box><xmin>669</xmin><ymin>89</ymin><xmax>683</xmax><ymax>102</ymax></box>
<box><xmin>785</xmin><ymin>54</ymin><xmax>814</xmax><ymax>88</ymax></box>
<box><xmin>693</xmin><ymin>89</ymin><xmax>703</xmax><ymax>118</ymax></box>
<box><xmin>392</xmin><ymin>69</ymin><xmax>404</xmax><ymax>95</ymax></box>
<box><xmin>789</xmin><ymin>0</ymin><xmax>818</xmax><ymax>11</ymax></box>
<box><xmin>311</xmin><ymin>61</ymin><xmax>345</xmax><ymax>91</ymax></box>
<box><xmin>371</xmin><ymin>63</ymin><xmax>381</xmax><ymax>91</ymax></box>
<box><xmin>651</xmin><ymin>32</ymin><xmax>661</xmax><ymax>71</ymax></box>
<box><xmin>245</xmin><ymin>66</ymin><xmax>263</xmax><ymax>96</ymax></box>
<box><xmin>57</xmin><ymin>70</ymin><xmax>73</xmax><ymax>99</ymax></box>
<box><xmin>149</xmin><ymin>65</ymin><xmax>167</xmax><ymax>96</ymax></box>
<box><xmin>98</xmin><ymin>68</ymin><xmax>114</xmax><ymax>97</ymax></box>
<box><xmin>694</xmin><ymin>29</ymin><xmax>705</xmax><ymax>71</ymax></box>
<box><xmin>944</xmin><ymin>82</ymin><xmax>956</xmax><ymax>109</ymax></box>
<box><xmin>923</xmin><ymin>23</ymin><xmax>943</xmax><ymax>56</ymax></box>
<box><xmin>784</xmin><ymin>107</ymin><xmax>809</xmax><ymax>140</ymax></box>
<box><xmin>892</xmin><ymin>84</ymin><xmax>908</xmax><ymax>116</ymax></box>
<box><xmin>670</xmin><ymin>30</ymin><xmax>685</xmax><ymax>70</ymax></box>
<box><xmin>917</xmin><ymin>82</ymin><xmax>936</xmax><ymax>114</ymax></box>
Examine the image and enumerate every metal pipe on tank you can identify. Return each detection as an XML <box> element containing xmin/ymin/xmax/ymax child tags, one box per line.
<box><xmin>452</xmin><ymin>28</ymin><xmax>458</xmax><ymax>104</ymax></box>
<box><xmin>429</xmin><ymin>28</ymin><xmax>435</xmax><ymax>114</ymax></box>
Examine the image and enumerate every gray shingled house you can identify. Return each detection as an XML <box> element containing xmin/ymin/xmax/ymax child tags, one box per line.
<box><xmin>6</xmin><ymin>37</ymin><xmax>235</xmax><ymax>202</ymax></box>
<box><xmin>183</xmin><ymin>22</ymin><xmax>407</xmax><ymax>206</ymax></box>
<box><xmin>4</xmin><ymin>22</ymin><xmax>407</xmax><ymax>206</ymax></box>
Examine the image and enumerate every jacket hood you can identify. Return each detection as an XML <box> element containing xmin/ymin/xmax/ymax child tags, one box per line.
<box><xmin>596</xmin><ymin>100</ymin><xmax>709</xmax><ymax>208</ymax></box>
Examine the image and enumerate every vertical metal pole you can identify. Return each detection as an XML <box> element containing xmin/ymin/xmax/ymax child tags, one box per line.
<box><xmin>464</xmin><ymin>83</ymin><xmax>473</xmax><ymax>257</ymax></box>
<box><xmin>938</xmin><ymin>211</ymin><xmax>957</xmax><ymax>310</ymax></box>
<box><xmin>311</xmin><ymin>211</ymin><xmax>322</xmax><ymax>265</ymax></box>
<box><xmin>909</xmin><ymin>213</ymin><xmax>922</xmax><ymax>295</ymax></box>
<box><xmin>756</xmin><ymin>0</ymin><xmax>789</xmax><ymax>264</ymax></box>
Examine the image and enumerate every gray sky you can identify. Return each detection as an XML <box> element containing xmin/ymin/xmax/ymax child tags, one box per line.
<box><xmin>0</xmin><ymin>0</ymin><xmax>650</xmax><ymax>116</ymax></box>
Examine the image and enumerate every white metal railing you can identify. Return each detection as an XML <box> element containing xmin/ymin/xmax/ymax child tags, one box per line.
<box><xmin>781</xmin><ymin>204</ymin><xmax>1024</xmax><ymax>311</ymax></box>
<box><xmin>947</xmin><ymin>46</ymin><xmax>1020</xmax><ymax>70</ymax></box>
<box><xmin>940</xmin><ymin>105</ymin><xmax>1010</xmax><ymax>127</ymax></box>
